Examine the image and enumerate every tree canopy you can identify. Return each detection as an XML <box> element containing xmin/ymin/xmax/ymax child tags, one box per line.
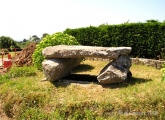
<box><xmin>0</xmin><ymin>36</ymin><xmax>21</xmax><ymax>50</ymax></box>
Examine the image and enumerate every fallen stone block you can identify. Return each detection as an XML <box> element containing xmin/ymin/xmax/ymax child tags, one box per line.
<box><xmin>97</xmin><ymin>55</ymin><xmax>132</xmax><ymax>84</ymax></box>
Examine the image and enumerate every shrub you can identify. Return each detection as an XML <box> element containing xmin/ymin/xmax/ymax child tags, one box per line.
<box><xmin>32</xmin><ymin>32</ymin><xmax>80</xmax><ymax>70</ymax></box>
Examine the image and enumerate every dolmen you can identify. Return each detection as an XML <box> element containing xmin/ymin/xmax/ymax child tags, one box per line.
<box><xmin>42</xmin><ymin>45</ymin><xmax>132</xmax><ymax>84</ymax></box>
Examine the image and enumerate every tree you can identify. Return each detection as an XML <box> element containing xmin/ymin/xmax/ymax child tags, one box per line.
<box><xmin>23</xmin><ymin>38</ymin><xmax>27</xmax><ymax>42</ymax></box>
<box><xmin>0</xmin><ymin>36</ymin><xmax>13</xmax><ymax>48</ymax></box>
<box><xmin>146</xmin><ymin>19</ymin><xmax>159</xmax><ymax>23</ymax></box>
<box><xmin>0</xmin><ymin>36</ymin><xmax>21</xmax><ymax>50</ymax></box>
<box><xmin>29</xmin><ymin>35</ymin><xmax>41</xmax><ymax>43</ymax></box>
<box><xmin>41</xmin><ymin>33</ymin><xmax>49</xmax><ymax>39</ymax></box>
<box><xmin>31</xmin><ymin>35</ymin><xmax>40</xmax><ymax>42</ymax></box>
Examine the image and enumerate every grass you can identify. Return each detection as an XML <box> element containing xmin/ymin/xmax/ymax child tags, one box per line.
<box><xmin>0</xmin><ymin>60</ymin><xmax>165</xmax><ymax>120</ymax></box>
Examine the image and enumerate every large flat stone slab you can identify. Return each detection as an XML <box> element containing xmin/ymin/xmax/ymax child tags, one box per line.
<box><xmin>42</xmin><ymin>45</ymin><xmax>131</xmax><ymax>60</ymax></box>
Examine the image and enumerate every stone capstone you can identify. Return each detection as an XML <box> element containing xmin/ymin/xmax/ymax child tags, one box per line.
<box><xmin>97</xmin><ymin>55</ymin><xmax>132</xmax><ymax>84</ymax></box>
<box><xmin>42</xmin><ymin>45</ymin><xmax>131</xmax><ymax>59</ymax></box>
<box><xmin>42</xmin><ymin>45</ymin><xmax>132</xmax><ymax>84</ymax></box>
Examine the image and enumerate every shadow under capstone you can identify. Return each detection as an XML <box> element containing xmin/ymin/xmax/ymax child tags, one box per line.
<box><xmin>51</xmin><ymin>74</ymin><xmax>98</xmax><ymax>87</ymax></box>
<box><xmin>50</xmin><ymin>73</ymin><xmax>152</xmax><ymax>88</ymax></box>
<box><xmin>72</xmin><ymin>64</ymin><xmax>95</xmax><ymax>73</ymax></box>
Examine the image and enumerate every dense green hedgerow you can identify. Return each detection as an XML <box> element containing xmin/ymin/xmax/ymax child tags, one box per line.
<box><xmin>32</xmin><ymin>32</ymin><xmax>80</xmax><ymax>70</ymax></box>
<box><xmin>64</xmin><ymin>22</ymin><xmax>165</xmax><ymax>58</ymax></box>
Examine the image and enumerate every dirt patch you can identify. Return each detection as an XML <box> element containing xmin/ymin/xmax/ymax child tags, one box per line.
<box><xmin>13</xmin><ymin>42</ymin><xmax>36</xmax><ymax>66</ymax></box>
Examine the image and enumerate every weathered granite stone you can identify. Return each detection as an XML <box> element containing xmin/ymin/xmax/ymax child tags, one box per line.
<box><xmin>42</xmin><ymin>58</ymin><xmax>81</xmax><ymax>81</ymax></box>
<box><xmin>42</xmin><ymin>45</ymin><xmax>132</xmax><ymax>60</ymax></box>
<box><xmin>97</xmin><ymin>55</ymin><xmax>132</xmax><ymax>84</ymax></box>
<box><xmin>42</xmin><ymin>45</ymin><xmax>132</xmax><ymax>84</ymax></box>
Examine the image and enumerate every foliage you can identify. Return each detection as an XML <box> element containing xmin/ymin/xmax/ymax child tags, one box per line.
<box><xmin>0</xmin><ymin>36</ymin><xmax>21</xmax><ymax>51</ymax></box>
<box><xmin>64</xmin><ymin>20</ymin><xmax>165</xmax><ymax>58</ymax></box>
<box><xmin>29</xmin><ymin>35</ymin><xmax>41</xmax><ymax>43</ymax></box>
<box><xmin>146</xmin><ymin>19</ymin><xmax>160</xmax><ymax>23</ymax></box>
<box><xmin>41</xmin><ymin>33</ymin><xmax>49</xmax><ymax>40</ymax></box>
<box><xmin>16</xmin><ymin>41</ymin><xmax>27</xmax><ymax>49</ymax></box>
<box><xmin>23</xmin><ymin>38</ymin><xmax>28</xmax><ymax>42</ymax></box>
<box><xmin>32</xmin><ymin>32</ymin><xmax>79</xmax><ymax>70</ymax></box>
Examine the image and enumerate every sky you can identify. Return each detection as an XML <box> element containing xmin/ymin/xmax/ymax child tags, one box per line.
<box><xmin>0</xmin><ymin>0</ymin><xmax>165</xmax><ymax>41</ymax></box>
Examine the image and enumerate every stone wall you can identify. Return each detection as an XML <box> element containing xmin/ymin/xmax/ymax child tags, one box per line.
<box><xmin>85</xmin><ymin>57</ymin><xmax>165</xmax><ymax>69</ymax></box>
<box><xmin>131</xmin><ymin>58</ymin><xmax>165</xmax><ymax>69</ymax></box>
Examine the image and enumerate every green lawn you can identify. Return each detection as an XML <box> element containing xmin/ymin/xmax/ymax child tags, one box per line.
<box><xmin>0</xmin><ymin>60</ymin><xmax>164</xmax><ymax>120</ymax></box>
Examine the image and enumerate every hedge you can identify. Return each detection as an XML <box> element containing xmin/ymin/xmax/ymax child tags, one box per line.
<box><xmin>64</xmin><ymin>22</ymin><xmax>165</xmax><ymax>59</ymax></box>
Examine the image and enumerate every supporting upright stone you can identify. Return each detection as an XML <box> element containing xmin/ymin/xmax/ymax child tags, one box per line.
<box><xmin>42</xmin><ymin>58</ymin><xmax>81</xmax><ymax>81</ymax></box>
<box><xmin>97</xmin><ymin>55</ymin><xmax>132</xmax><ymax>84</ymax></box>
